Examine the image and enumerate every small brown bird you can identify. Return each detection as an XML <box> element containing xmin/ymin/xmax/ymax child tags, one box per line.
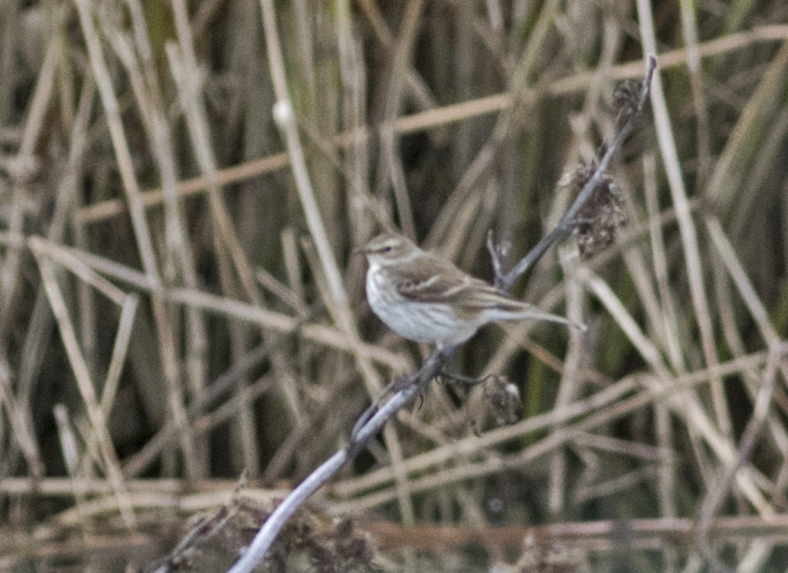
<box><xmin>359</xmin><ymin>232</ymin><xmax>576</xmax><ymax>348</ymax></box>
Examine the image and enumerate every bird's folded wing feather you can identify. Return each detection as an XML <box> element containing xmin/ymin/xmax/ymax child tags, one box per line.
<box><xmin>396</xmin><ymin>255</ymin><xmax>530</xmax><ymax>310</ymax></box>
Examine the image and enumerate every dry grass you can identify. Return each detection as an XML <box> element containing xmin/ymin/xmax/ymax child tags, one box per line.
<box><xmin>1</xmin><ymin>1</ymin><xmax>787</xmax><ymax>572</ymax></box>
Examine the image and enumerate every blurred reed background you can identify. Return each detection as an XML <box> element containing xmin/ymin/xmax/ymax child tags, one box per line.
<box><xmin>1</xmin><ymin>1</ymin><xmax>787</xmax><ymax>571</ymax></box>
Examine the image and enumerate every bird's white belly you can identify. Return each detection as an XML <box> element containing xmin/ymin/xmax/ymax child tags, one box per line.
<box><xmin>366</xmin><ymin>268</ymin><xmax>477</xmax><ymax>345</ymax></box>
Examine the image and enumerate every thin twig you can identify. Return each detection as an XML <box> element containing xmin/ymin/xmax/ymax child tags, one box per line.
<box><xmin>498</xmin><ymin>55</ymin><xmax>656</xmax><ymax>291</ymax></box>
<box><xmin>225</xmin><ymin>347</ymin><xmax>454</xmax><ymax>573</ymax></box>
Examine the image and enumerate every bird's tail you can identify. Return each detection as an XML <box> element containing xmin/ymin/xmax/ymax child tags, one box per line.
<box><xmin>494</xmin><ymin>306</ymin><xmax>586</xmax><ymax>332</ymax></box>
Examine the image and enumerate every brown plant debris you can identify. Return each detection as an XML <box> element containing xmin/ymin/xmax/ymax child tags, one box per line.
<box><xmin>482</xmin><ymin>375</ymin><xmax>524</xmax><ymax>427</ymax></box>
<box><xmin>150</xmin><ymin>496</ymin><xmax>376</xmax><ymax>573</ymax></box>
<box><xmin>559</xmin><ymin>164</ymin><xmax>627</xmax><ymax>259</ymax></box>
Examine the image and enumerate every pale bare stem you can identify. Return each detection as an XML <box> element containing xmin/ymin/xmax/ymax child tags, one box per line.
<box><xmin>0</xmin><ymin>357</ymin><xmax>44</xmax><ymax>478</ymax></box>
<box><xmin>697</xmin><ymin>351</ymin><xmax>779</xmax><ymax>572</ymax></box>
<box><xmin>30</xmin><ymin>243</ymin><xmax>135</xmax><ymax>527</ymax></box>
<box><xmin>705</xmin><ymin>217</ymin><xmax>787</xmax><ymax>362</ymax></box>
<box><xmin>636</xmin><ymin>0</ymin><xmax>731</xmax><ymax>440</ymax></box>
<box><xmin>647</xmin><ymin>159</ymin><xmax>680</xmax><ymax>530</ymax></box>
<box><xmin>165</xmin><ymin>15</ymin><xmax>261</xmax><ymax>307</ymax></box>
<box><xmin>100</xmin><ymin>295</ymin><xmax>140</xmax><ymax>415</ymax></box>
<box><xmin>226</xmin><ymin>348</ymin><xmax>451</xmax><ymax>573</ymax></box>
<box><xmin>27</xmin><ymin>236</ymin><xmax>140</xmax><ymax>468</ymax></box>
<box><xmin>356</xmin><ymin>0</ymin><xmax>436</xmax><ymax>110</ymax></box>
<box><xmin>73</xmin><ymin>0</ymin><xmax>200</xmax><ymax>479</ymax></box>
<box><xmin>122</xmin><ymin>0</ymin><xmax>209</xmax><ymax>420</ymax></box>
<box><xmin>261</xmin><ymin>0</ymin><xmax>418</xmax><ymax>529</ymax></box>
<box><xmin>337</xmin><ymin>0</ymin><xmax>374</xmax><ymax>244</ymax></box>
<box><xmin>376</xmin><ymin>0</ymin><xmax>423</xmax><ymax>242</ymax></box>
<box><xmin>623</xmin><ymin>157</ymin><xmax>677</xmax><ymax>526</ymax></box>
<box><xmin>709</xmin><ymin>230</ymin><xmax>788</xmax><ymax>465</ymax></box>
<box><xmin>32</xmin><ymin>239</ymin><xmax>128</xmax><ymax>305</ymax></box>
<box><xmin>254</xmin><ymin>268</ymin><xmax>309</xmax><ymax>318</ymax></box>
<box><xmin>0</xmin><ymin>40</ymin><xmax>56</xmax><ymax>339</ymax></box>
<box><xmin>644</xmin><ymin>153</ymin><xmax>685</xmax><ymax>372</ymax></box>
<box><xmin>53</xmin><ymin>404</ymin><xmax>93</xmax><ymax>518</ymax></box>
<box><xmin>696</xmin><ymin>218</ymin><xmax>788</xmax><ymax>566</ymax></box>
<box><xmin>578</xmin><ymin>266</ymin><xmax>774</xmax><ymax>518</ymax></box>
<box><xmin>548</xmin><ymin>246</ymin><xmax>585</xmax><ymax>519</ymax></box>
<box><xmin>17</xmin><ymin>74</ymin><xmax>94</xmax><ymax>415</ymax></box>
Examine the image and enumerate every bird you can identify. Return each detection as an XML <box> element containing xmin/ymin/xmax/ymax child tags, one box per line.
<box><xmin>358</xmin><ymin>232</ymin><xmax>577</xmax><ymax>348</ymax></box>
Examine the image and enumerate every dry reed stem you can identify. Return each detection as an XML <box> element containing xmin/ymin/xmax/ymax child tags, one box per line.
<box><xmin>679</xmin><ymin>0</ymin><xmax>712</xmax><ymax>189</ymax></box>
<box><xmin>356</xmin><ymin>0</ymin><xmax>436</xmax><ymax>111</ymax></box>
<box><xmin>332</xmin><ymin>348</ymin><xmax>782</xmax><ymax>502</ymax></box>
<box><xmin>123</xmin><ymin>370</ymin><xmax>280</xmax><ymax>478</ymax></box>
<box><xmin>115</xmin><ymin>0</ymin><xmax>209</xmax><ymax>431</ymax></box>
<box><xmin>260</xmin><ymin>0</ymin><xmax>419</xmax><ymax>527</ymax></box>
<box><xmin>706</xmin><ymin>42</ymin><xmax>788</xmax><ymax>216</ymax></box>
<box><xmin>643</xmin><ymin>153</ymin><xmax>684</xmax><ymax>373</ymax></box>
<box><xmin>425</xmin><ymin>0</ymin><xmax>563</xmax><ymax>255</ymax></box>
<box><xmin>168</xmin><ymin>0</ymin><xmax>263</xmax><ymax>473</ymax></box>
<box><xmin>361</xmin><ymin>514</ymin><xmax>788</xmax><ymax>551</ymax></box>
<box><xmin>16</xmin><ymin>73</ymin><xmax>95</xmax><ymax>435</ymax></box>
<box><xmin>31</xmin><ymin>237</ymin><xmax>141</xmax><ymax>474</ymax></box>
<box><xmin>74</xmin><ymin>0</ymin><xmax>200</xmax><ymax>478</ymax></box>
<box><xmin>0</xmin><ymin>230</ymin><xmax>406</xmax><ymax>369</ymax></box>
<box><xmin>30</xmin><ymin>240</ymin><xmax>135</xmax><ymax>526</ymax></box>
<box><xmin>637</xmin><ymin>0</ymin><xmax>731</xmax><ymax>441</ymax></box>
<box><xmin>375</xmin><ymin>0</ymin><xmax>423</xmax><ymax>242</ymax></box>
<box><xmin>548</xmin><ymin>246</ymin><xmax>585</xmax><ymax>517</ymax></box>
<box><xmin>71</xmin><ymin>24</ymin><xmax>788</xmax><ymax>229</ymax></box>
<box><xmin>0</xmin><ymin>358</ymin><xmax>44</xmax><ymax>478</ymax></box>
<box><xmin>168</xmin><ymin>0</ymin><xmax>261</xmax><ymax>307</ymax></box>
<box><xmin>0</xmin><ymin>40</ymin><xmax>56</xmax><ymax>330</ymax></box>
<box><xmin>581</xmin><ymin>266</ymin><xmax>772</xmax><ymax>515</ymax></box>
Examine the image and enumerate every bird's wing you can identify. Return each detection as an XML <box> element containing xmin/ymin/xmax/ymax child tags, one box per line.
<box><xmin>396</xmin><ymin>254</ymin><xmax>520</xmax><ymax>308</ymax></box>
<box><xmin>395</xmin><ymin>254</ymin><xmax>579</xmax><ymax>328</ymax></box>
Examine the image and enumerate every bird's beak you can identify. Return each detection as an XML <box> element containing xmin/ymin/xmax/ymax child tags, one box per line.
<box><xmin>352</xmin><ymin>245</ymin><xmax>367</xmax><ymax>255</ymax></box>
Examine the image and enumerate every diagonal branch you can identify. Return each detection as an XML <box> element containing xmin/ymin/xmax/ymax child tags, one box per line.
<box><xmin>222</xmin><ymin>54</ymin><xmax>657</xmax><ymax>573</ymax></box>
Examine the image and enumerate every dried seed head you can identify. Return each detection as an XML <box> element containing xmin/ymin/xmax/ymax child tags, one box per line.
<box><xmin>482</xmin><ymin>375</ymin><xmax>523</xmax><ymax>427</ymax></box>
<box><xmin>560</xmin><ymin>163</ymin><xmax>628</xmax><ymax>258</ymax></box>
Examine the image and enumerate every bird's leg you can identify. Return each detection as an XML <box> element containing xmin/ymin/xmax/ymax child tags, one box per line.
<box><xmin>439</xmin><ymin>369</ymin><xmax>492</xmax><ymax>385</ymax></box>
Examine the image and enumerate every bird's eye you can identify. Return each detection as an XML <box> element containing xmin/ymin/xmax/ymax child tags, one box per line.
<box><xmin>382</xmin><ymin>246</ymin><xmax>392</xmax><ymax>253</ymax></box>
